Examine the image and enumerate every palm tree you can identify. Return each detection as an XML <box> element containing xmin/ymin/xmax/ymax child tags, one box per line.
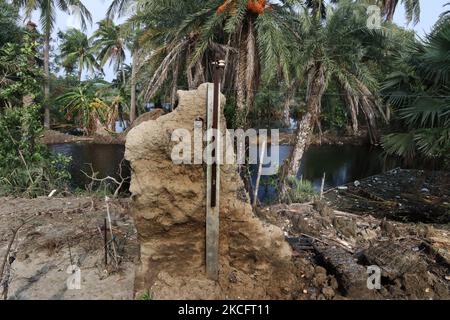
<box><xmin>125</xmin><ymin>0</ymin><xmax>293</xmax><ymax>129</ymax></box>
<box><xmin>57</xmin><ymin>83</ymin><xmax>102</xmax><ymax>135</ymax></box>
<box><xmin>382</xmin><ymin>18</ymin><xmax>450</xmax><ymax>163</ymax></box>
<box><xmin>377</xmin><ymin>0</ymin><xmax>420</xmax><ymax>24</ymax></box>
<box><xmin>278</xmin><ymin>1</ymin><xmax>389</xmax><ymax>197</ymax></box>
<box><xmin>106</xmin><ymin>0</ymin><xmax>142</xmax><ymax>123</ymax></box>
<box><xmin>440</xmin><ymin>2</ymin><xmax>450</xmax><ymax>19</ymax></box>
<box><xmin>57</xmin><ymin>79</ymin><xmax>128</xmax><ymax>134</ymax></box>
<box><xmin>12</xmin><ymin>0</ymin><xmax>92</xmax><ymax>129</ymax></box>
<box><xmin>58</xmin><ymin>28</ymin><xmax>101</xmax><ymax>81</ymax></box>
<box><xmin>128</xmin><ymin>34</ymin><xmax>141</xmax><ymax>123</ymax></box>
<box><xmin>91</xmin><ymin>19</ymin><xmax>127</xmax><ymax>85</ymax></box>
<box><xmin>106</xmin><ymin>0</ymin><xmax>138</xmax><ymax>20</ymax></box>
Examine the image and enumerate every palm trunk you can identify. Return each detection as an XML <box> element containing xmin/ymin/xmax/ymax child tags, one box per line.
<box><xmin>170</xmin><ymin>57</ymin><xmax>179</xmax><ymax>110</ymax></box>
<box><xmin>130</xmin><ymin>50</ymin><xmax>138</xmax><ymax>123</ymax></box>
<box><xmin>286</xmin><ymin>112</ymin><xmax>314</xmax><ymax>177</ymax></box>
<box><xmin>193</xmin><ymin>59</ymin><xmax>205</xmax><ymax>88</ymax></box>
<box><xmin>221</xmin><ymin>35</ymin><xmax>232</xmax><ymax>88</ymax></box>
<box><xmin>282</xmin><ymin>96</ymin><xmax>293</xmax><ymax>128</ymax></box>
<box><xmin>386</xmin><ymin>5</ymin><xmax>395</xmax><ymax>22</ymax></box>
<box><xmin>186</xmin><ymin>45</ymin><xmax>195</xmax><ymax>90</ymax></box>
<box><xmin>122</xmin><ymin>62</ymin><xmax>126</xmax><ymax>86</ymax></box>
<box><xmin>78</xmin><ymin>64</ymin><xmax>83</xmax><ymax>82</ymax></box>
<box><xmin>187</xmin><ymin>65</ymin><xmax>194</xmax><ymax>90</ymax></box>
<box><xmin>24</xmin><ymin>22</ymin><xmax>37</xmax><ymax>108</ymax></box>
<box><xmin>43</xmin><ymin>33</ymin><xmax>51</xmax><ymax>129</ymax></box>
<box><xmin>235</xmin><ymin>34</ymin><xmax>247</xmax><ymax>128</ymax></box>
<box><xmin>348</xmin><ymin>97</ymin><xmax>359</xmax><ymax>135</ymax></box>
<box><xmin>234</xmin><ymin>17</ymin><xmax>258</xmax><ymax>129</ymax></box>
<box><xmin>339</xmin><ymin>84</ymin><xmax>359</xmax><ymax>135</ymax></box>
<box><xmin>360</xmin><ymin>98</ymin><xmax>378</xmax><ymax>144</ymax></box>
<box><xmin>279</xmin><ymin>63</ymin><xmax>326</xmax><ymax>199</ymax></box>
<box><xmin>282</xmin><ymin>82</ymin><xmax>297</xmax><ymax>128</ymax></box>
<box><xmin>356</xmin><ymin>79</ymin><xmax>384</xmax><ymax>144</ymax></box>
<box><xmin>245</xmin><ymin>18</ymin><xmax>257</xmax><ymax>111</ymax></box>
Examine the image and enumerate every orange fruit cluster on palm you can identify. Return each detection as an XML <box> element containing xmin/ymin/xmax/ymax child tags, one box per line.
<box><xmin>217</xmin><ymin>0</ymin><xmax>267</xmax><ymax>15</ymax></box>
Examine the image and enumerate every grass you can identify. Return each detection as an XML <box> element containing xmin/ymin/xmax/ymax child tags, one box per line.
<box><xmin>287</xmin><ymin>177</ymin><xmax>317</xmax><ymax>203</ymax></box>
<box><xmin>138</xmin><ymin>292</ymin><xmax>152</xmax><ymax>300</ymax></box>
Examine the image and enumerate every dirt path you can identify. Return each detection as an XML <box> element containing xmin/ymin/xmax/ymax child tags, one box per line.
<box><xmin>0</xmin><ymin>196</ymin><xmax>138</xmax><ymax>300</ymax></box>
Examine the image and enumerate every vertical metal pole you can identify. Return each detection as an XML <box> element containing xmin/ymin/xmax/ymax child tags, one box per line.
<box><xmin>206</xmin><ymin>60</ymin><xmax>224</xmax><ymax>280</ymax></box>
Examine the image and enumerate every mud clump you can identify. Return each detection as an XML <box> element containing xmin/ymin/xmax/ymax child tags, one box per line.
<box><xmin>129</xmin><ymin>109</ymin><xmax>165</xmax><ymax>129</ymax></box>
<box><xmin>125</xmin><ymin>83</ymin><xmax>301</xmax><ymax>300</ymax></box>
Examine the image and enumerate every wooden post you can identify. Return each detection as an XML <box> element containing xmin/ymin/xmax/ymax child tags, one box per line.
<box><xmin>206</xmin><ymin>60</ymin><xmax>224</xmax><ymax>281</ymax></box>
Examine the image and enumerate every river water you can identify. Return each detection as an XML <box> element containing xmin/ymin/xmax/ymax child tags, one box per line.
<box><xmin>49</xmin><ymin>143</ymin><xmax>398</xmax><ymax>201</ymax></box>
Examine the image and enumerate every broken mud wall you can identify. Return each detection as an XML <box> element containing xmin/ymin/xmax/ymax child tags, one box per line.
<box><xmin>125</xmin><ymin>83</ymin><xmax>299</xmax><ymax>299</ymax></box>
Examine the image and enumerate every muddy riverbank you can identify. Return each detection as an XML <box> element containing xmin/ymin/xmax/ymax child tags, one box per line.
<box><xmin>40</xmin><ymin>109</ymin><xmax>166</xmax><ymax>146</ymax></box>
<box><xmin>41</xmin><ymin>125</ymin><xmax>370</xmax><ymax>147</ymax></box>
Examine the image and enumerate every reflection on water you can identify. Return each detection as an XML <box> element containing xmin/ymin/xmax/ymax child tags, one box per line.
<box><xmin>49</xmin><ymin>144</ymin><xmax>128</xmax><ymax>189</ymax></box>
<box><xmin>50</xmin><ymin>143</ymin><xmax>397</xmax><ymax>201</ymax></box>
<box><xmin>295</xmin><ymin>144</ymin><xmax>394</xmax><ymax>189</ymax></box>
<box><xmin>252</xmin><ymin>144</ymin><xmax>398</xmax><ymax>202</ymax></box>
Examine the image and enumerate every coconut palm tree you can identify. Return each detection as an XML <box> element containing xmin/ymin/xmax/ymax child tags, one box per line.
<box><xmin>278</xmin><ymin>1</ymin><xmax>389</xmax><ymax>197</ymax></box>
<box><xmin>91</xmin><ymin>19</ymin><xmax>127</xmax><ymax>85</ymax></box>
<box><xmin>127</xmin><ymin>33</ymin><xmax>142</xmax><ymax>123</ymax></box>
<box><xmin>57</xmin><ymin>28</ymin><xmax>101</xmax><ymax>81</ymax></box>
<box><xmin>12</xmin><ymin>0</ymin><xmax>92</xmax><ymax>129</ymax></box>
<box><xmin>106</xmin><ymin>0</ymin><xmax>143</xmax><ymax>123</ymax></box>
<box><xmin>106</xmin><ymin>0</ymin><xmax>138</xmax><ymax>20</ymax></box>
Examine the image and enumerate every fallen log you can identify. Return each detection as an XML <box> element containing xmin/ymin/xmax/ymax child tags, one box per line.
<box><xmin>314</xmin><ymin>244</ymin><xmax>376</xmax><ymax>299</ymax></box>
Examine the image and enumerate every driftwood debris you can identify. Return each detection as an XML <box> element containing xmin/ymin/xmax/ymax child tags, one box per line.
<box><xmin>1</xmin><ymin>215</ymin><xmax>35</xmax><ymax>299</ymax></box>
<box><xmin>314</xmin><ymin>244</ymin><xmax>375</xmax><ymax>298</ymax></box>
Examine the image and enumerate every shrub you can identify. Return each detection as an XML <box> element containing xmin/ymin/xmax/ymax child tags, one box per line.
<box><xmin>286</xmin><ymin>177</ymin><xmax>317</xmax><ymax>203</ymax></box>
<box><xmin>0</xmin><ymin>105</ymin><xmax>71</xmax><ymax>197</ymax></box>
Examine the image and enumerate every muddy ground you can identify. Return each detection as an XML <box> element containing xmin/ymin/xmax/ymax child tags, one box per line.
<box><xmin>40</xmin><ymin>130</ymin><xmax>126</xmax><ymax>145</ymax></box>
<box><xmin>0</xmin><ymin>170</ymin><xmax>448</xmax><ymax>300</ymax></box>
<box><xmin>0</xmin><ymin>197</ymin><xmax>138</xmax><ymax>300</ymax></box>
